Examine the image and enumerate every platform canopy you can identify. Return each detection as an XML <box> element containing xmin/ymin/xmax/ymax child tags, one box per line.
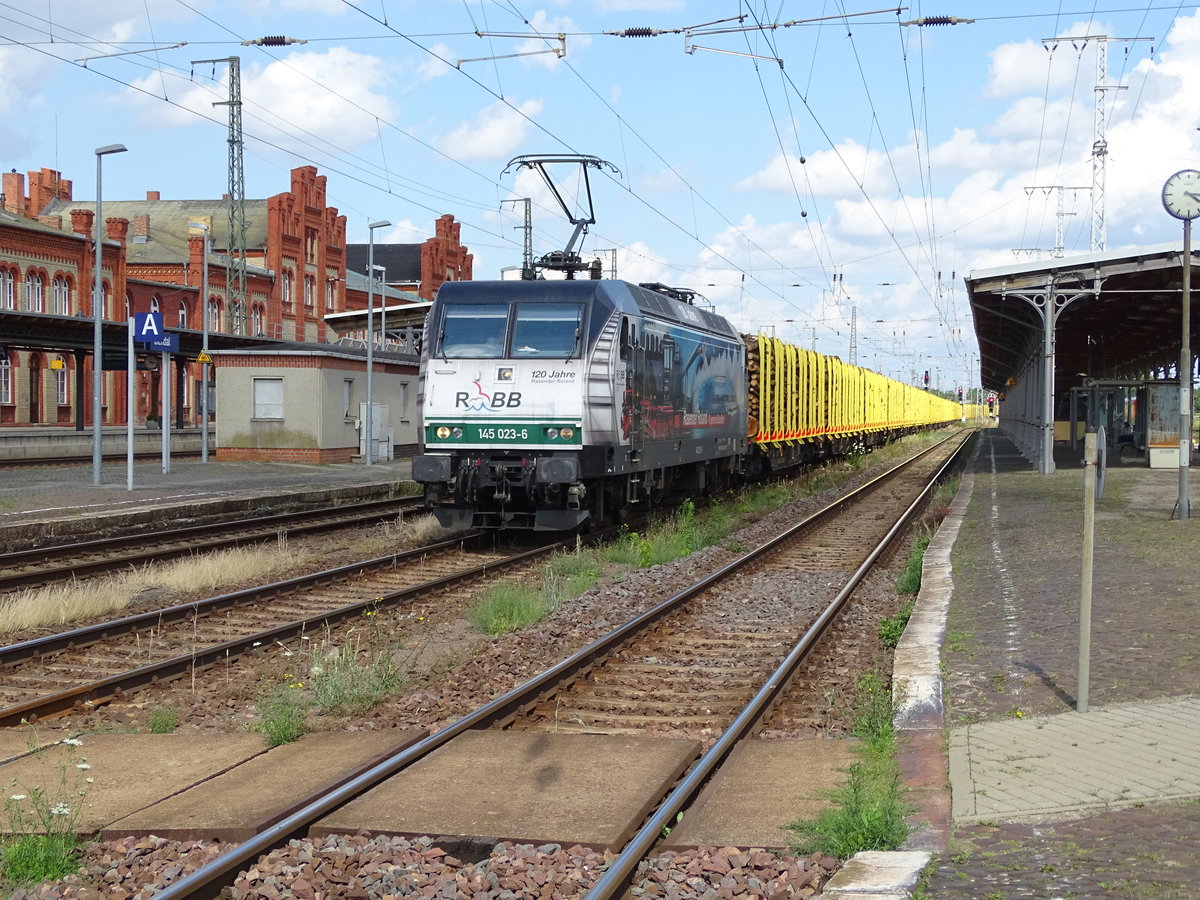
<box><xmin>966</xmin><ymin>242</ymin><xmax>1196</xmax><ymax>395</ymax></box>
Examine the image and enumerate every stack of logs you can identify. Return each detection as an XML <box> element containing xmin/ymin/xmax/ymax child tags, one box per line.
<box><xmin>743</xmin><ymin>333</ymin><xmax>761</xmax><ymax>438</ymax></box>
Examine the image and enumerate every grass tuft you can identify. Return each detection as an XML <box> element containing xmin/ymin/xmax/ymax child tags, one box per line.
<box><xmin>877</xmin><ymin>598</ymin><xmax>916</xmax><ymax>650</ymax></box>
<box><xmin>310</xmin><ymin>644</ymin><xmax>403</xmax><ymax>714</ymax></box>
<box><xmin>469</xmin><ymin>582</ymin><xmax>554</xmax><ymax>635</ymax></box>
<box><xmin>786</xmin><ymin>671</ymin><xmax>910</xmax><ymax>858</ymax></box>
<box><xmin>894</xmin><ymin>526</ymin><xmax>934</xmax><ymax>596</ymax></box>
<box><xmin>146</xmin><ymin>706</ymin><xmax>180</xmax><ymax>734</ymax></box>
<box><xmin>255</xmin><ymin>685</ymin><xmax>309</xmax><ymax>746</ymax></box>
<box><xmin>1</xmin><ymin>728</ymin><xmax>93</xmax><ymax>890</ymax></box>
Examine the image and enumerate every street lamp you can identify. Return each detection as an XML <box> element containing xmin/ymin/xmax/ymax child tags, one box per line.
<box><xmin>372</xmin><ymin>264</ymin><xmax>388</xmax><ymax>347</ymax></box>
<box><xmin>186</xmin><ymin>221</ymin><xmax>211</xmax><ymax>463</ymax></box>
<box><xmin>365</xmin><ymin>220</ymin><xmax>391</xmax><ymax>465</ymax></box>
<box><xmin>92</xmin><ymin>143</ymin><xmax>127</xmax><ymax>486</ymax></box>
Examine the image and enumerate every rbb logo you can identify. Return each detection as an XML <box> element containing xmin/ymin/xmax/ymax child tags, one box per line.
<box><xmin>455</xmin><ymin>391</ymin><xmax>522</xmax><ymax>409</ymax></box>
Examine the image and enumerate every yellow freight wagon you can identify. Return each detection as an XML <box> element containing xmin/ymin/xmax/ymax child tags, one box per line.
<box><xmin>744</xmin><ymin>331</ymin><xmax>960</xmax><ymax>474</ymax></box>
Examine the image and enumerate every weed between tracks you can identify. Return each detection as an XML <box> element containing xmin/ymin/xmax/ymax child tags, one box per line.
<box><xmin>0</xmin><ymin>543</ymin><xmax>311</xmax><ymax>636</ymax></box>
<box><xmin>0</xmin><ymin>727</ymin><xmax>93</xmax><ymax>891</ymax></box>
<box><xmin>785</xmin><ymin>672</ymin><xmax>911</xmax><ymax>857</ymax></box>
<box><xmin>254</xmin><ymin>625</ymin><xmax>408</xmax><ymax>746</ymax></box>
<box><xmin>0</xmin><ymin>512</ymin><xmax>454</xmax><ymax>638</ymax></box>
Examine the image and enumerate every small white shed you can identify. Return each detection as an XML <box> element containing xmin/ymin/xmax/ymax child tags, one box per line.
<box><xmin>213</xmin><ymin>341</ymin><xmax>418</xmax><ymax>463</ymax></box>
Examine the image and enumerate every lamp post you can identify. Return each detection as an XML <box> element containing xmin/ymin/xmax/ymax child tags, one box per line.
<box><xmin>372</xmin><ymin>264</ymin><xmax>388</xmax><ymax>348</ymax></box>
<box><xmin>92</xmin><ymin>143</ymin><xmax>127</xmax><ymax>486</ymax></box>
<box><xmin>365</xmin><ymin>220</ymin><xmax>391</xmax><ymax>465</ymax></box>
<box><xmin>186</xmin><ymin>221</ymin><xmax>211</xmax><ymax>463</ymax></box>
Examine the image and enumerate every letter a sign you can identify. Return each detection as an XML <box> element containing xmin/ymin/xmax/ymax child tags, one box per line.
<box><xmin>135</xmin><ymin>311</ymin><xmax>163</xmax><ymax>340</ymax></box>
<box><xmin>134</xmin><ymin>311</ymin><xmax>178</xmax><ymax>352</ymax></box>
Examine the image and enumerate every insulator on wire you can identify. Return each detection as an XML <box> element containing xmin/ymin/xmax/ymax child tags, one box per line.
<box><xmin>242</xmin><ymin>35</ymin><xmax>308</xmax><ymax>46</ymax></box>
<box><xmin>900</xmin><ymin>15</ymin><xmax>975</xmax><ymax>27</ymax></box>
<box><xmin>609</xmin><ymin>27</ymin><xmax>657</xmax><ymax>37</ymax></box>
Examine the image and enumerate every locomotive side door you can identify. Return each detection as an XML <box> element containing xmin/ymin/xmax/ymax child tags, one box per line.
<box><xmin>622</xmin><ymin>316</ymin><xmax>645</xmax><ymax>459</ymax></box>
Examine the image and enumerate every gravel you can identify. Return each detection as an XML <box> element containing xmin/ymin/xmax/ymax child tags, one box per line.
<box><xmin>5</xmin><ymin>448</ymin><xmax>931</xmax><ymax>898</ymax></box>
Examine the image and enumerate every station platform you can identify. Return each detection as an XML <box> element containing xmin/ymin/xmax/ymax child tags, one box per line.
<box><xmin>1</xmin><ymin>427</ymin><xmax>1198</xmax><ymax>897</ymax></box>
<box><xmin>889</xmin><ymin>427</ymin><xmax>1200</xmax><ymax>898</ymax></box>
<box><xmin>0</xmin><ymin>450</ymin><xmax>414</xmax><ymax>549</ymax></box>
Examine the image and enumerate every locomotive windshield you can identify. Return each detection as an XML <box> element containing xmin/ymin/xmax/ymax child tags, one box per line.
<box><xmin>439</xmin><ymin>303</ymin><xmax>507</xmax><ymax>358</ymax></box>
<box><xmin>511</xmin><ymin>303</ymin><xmax>582</xmax><ymax>358</ymax></box>
<box><xmin>435</xmin><ymin>300</ymin><xmax>584</xmax><ymax>359</ymax></box>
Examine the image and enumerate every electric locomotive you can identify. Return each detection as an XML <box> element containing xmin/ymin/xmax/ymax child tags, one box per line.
<box><xmin>411</xmin><ymin>279</ymin><xmax>747</xmax><ymax>530</ymax></box>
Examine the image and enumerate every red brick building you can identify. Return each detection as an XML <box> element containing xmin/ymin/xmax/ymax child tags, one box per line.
<box><xmin>0</xmin><ymin>164</ymin><xmax>470</xmax><ymax>431</ymax></box>
<box><xmin>345</xmin><ymin>213</ymin><xmax>473</xmax><ymax>301</ymax></box>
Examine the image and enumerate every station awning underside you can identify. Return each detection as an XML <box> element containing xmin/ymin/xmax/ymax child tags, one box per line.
<box><xmin>966</xmin><ymin>242</ymin><xmax>1197</xmax><ymax>395</ymax></box>
<box><xmin>0</xmin><ymin>310</ymin><xmax>269</xmax><ymax>359</ymax></box>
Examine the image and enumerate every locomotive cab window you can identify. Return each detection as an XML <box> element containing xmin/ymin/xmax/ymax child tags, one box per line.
<box><xmin>511</xmin><ymin>303</ymin><xmax>583</xmax><ymax>358</ymax></box>
<box><xmin>439</xmin><ymin>303</ymin><xmax>507</xmax><ymax>358</ymax></box>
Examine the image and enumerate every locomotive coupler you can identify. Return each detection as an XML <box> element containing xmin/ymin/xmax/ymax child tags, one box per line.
<box><xmin>566</xmin><ymin>482</ymin><xmax>586</xmax><ymax>510</ymax></box>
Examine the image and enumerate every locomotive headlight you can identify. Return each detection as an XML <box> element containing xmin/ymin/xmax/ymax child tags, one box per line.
<box><xmin>435</xmin><ymin>426</ymin><xmax>451</xmax><ymax>439</ymax></box>
<box><xmin>558</xmin><ymin>426</ymin><xmax>575</xmax><ymax>440</ymax></box>
<box><xmin>544</xmin><ymin>427</ymin><xmax>560</xmax><ymax>440</ymax></box>
<box><xmin>451</xmin><ymin>426</ymin><xmax>464</xmax><ymax>438</ymax></box>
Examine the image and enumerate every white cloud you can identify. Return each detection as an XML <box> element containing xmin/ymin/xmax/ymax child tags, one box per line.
<box><xmin>511</xmin><ymin>11</ymin><xmax>592</xmax><ymax>70</ymax></box>
<box><xmin>415</xmin><ymin>44</ymin><xmax>456</xmax><ymax>81</ymax></box>
<box><xmin>984</xmin><ymin>20</ymin><xmax>1104</xmax><ymax>99</ymax></box>
<box><xmin>129</xmin><ymin>48</ymin><xmax>394</xmax><ymax>152</ymax></box>
<box><xmin>437</xmin><ymin>98</ymin><xmax>545</xmax><ymax>162</ymax></box>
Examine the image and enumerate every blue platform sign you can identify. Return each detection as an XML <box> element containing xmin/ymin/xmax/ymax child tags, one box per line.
<box><xmin>133</xmin><ymin>312</ymin><xmax>179</xmax><ymax>352</ymax></box>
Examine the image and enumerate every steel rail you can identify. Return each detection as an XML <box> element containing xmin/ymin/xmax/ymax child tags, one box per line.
<box><xmin>1</xmin><ymin>532</ymin><xmax>479</xmax><ymax>665</ymax></box>
<box><xmin>0</xmin><ymin>496</ymin><xmax>423</xmax><ymax>591</ymax></box>
<box><xmin>0</xmin><ymin>535</ymin><xmax>568</xmax><ymax>727</ymax></box>
<box><xmin>151</xmin><ymin>431</ymin><xmax>970</xmax><ymax>900</ymax></box>
<box><xmin>585</xmin><ymin>431</ymin><xmax>973</xmax><ymax>899</ymax></box>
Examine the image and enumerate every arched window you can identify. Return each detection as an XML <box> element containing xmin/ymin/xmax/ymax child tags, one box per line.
<box><xmin>251</xmin><ymin>304</ymin><xmax>264</xmax><ymax>336</ymax></box>
<box><xmin>0</xmin><ymin>268</ymin><xmax>13</xmax><ymax>310</ymax></box>
<box><xmin>52</xmin><ymin>276</ymin><xmax>71</xmax><ymax>315</ymax></box>
<box><xmin>0</xmin><ymin>352</ymin><xmax>11</xmax><ymax>404</ymax></box>
<box><xmin>150</xmin><ymin>296</ymin><xmax>161</xmax><ymax>313</ymax></box>
<box><xmin>179</xmin><ymin>300</ymin><xmax>188</xmax><ymax>329</ymax></box>
<box><xmin>325</xmin><ymin>278</ymin><xmax>335</xmax><ymax>310</ymax></box>
<box><xmin>281</xmin><ymin>270</ymin><xmax>292</xmax><ymax>307</ymax></box>
<box><xmin>24</xmin><ymin>271</ymin><xmax>43</xmax><ymax>313</ymax></box>
<box><xmin>304</xmin><ymin>275</ymin><xmax>314</xmax><ymax>307</ymax></box>
<box><xmin>209</xmin><ymin>297</ymin><xmax>222</xmax><ymax>333</ymax></box>
<box><xmin>55</xmin><ymin>355</ymin><xmax>69</xmax><ymax>405</ymax></box>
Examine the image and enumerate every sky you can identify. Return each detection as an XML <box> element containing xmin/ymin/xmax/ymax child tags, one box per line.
<box><xmin>3</xmin><ymin>1</ymin><xmax>1200</xmax><ymax>392</ymax></box>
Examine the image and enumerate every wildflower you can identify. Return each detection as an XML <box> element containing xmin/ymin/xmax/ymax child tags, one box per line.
<box><xmin>9</xmin><ymin>794</ymin><xmax>27</xmax><ymax>802</ymax></box>
<box><xmin>283</xmin><ymin>651</ymin><xmax>294</xmax><ymax>657</ymax></box>
<box><xmin>85</xmin><ymin>778</ymin><xmax>94</xmax><ymax>784</ymax></box>
<box><xmin>63</xmin><ymin>737</ymin><xmax>84</xmax><ymax>747</ymax></box>
<box><xmin>76</xmin><ymin>763</ymin><xmax>91</xmax><ymax>770</ymax></box>
<box><xmin>50</xmin><ymin>803</ymin><xmax>71</xmax><ymax>816</ymax></box>
<box><xmin>311</xmin><ymin>665</ymin><xmax>324</xmax><ymax>677</ymax></box>
<box><xmin>253</xmin><ymin>642</ymin><xmax>262</xmax><ymax>648</ymax></box>
<box><xmin>301</xmin><ymin>635</ymin><xmax>310</xmax><ymax>641</ymax></box>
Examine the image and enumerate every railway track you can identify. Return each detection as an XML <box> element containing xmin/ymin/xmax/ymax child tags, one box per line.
<box><xmin>0</xmin><ymin>532</ymin><xmax>571</xmax><ymax>726</ymax></box>
<box><xmin>142</xmin><ymin>430</ymin><xmax>972</xmax><ymax>900</ymax></box>
<box><xmin>0</xmin><ymin>451</ymin><xmax>204</xmax><ymax>469</ymax></box>
<box><xmin>0</xmin><ymin>496</ymin><xmax>425</xmax><ymax>592</ymax></box>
